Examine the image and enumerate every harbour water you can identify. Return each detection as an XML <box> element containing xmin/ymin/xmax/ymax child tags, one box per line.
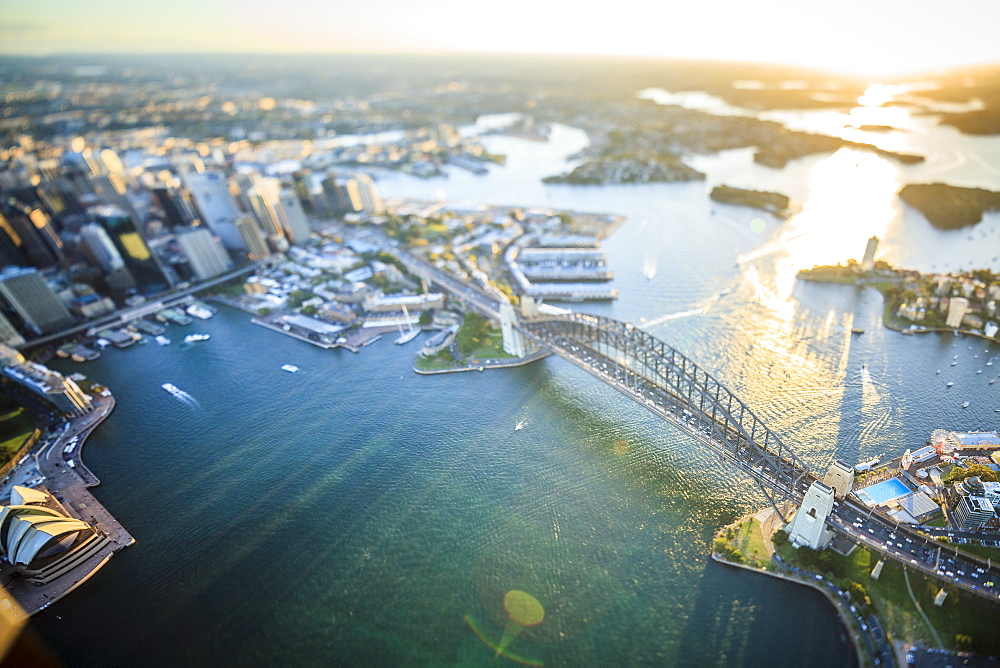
<box><xmin>35</xmin><ymin>102</ymin><xmax>1000</xmax><ymax>664</ymax></box>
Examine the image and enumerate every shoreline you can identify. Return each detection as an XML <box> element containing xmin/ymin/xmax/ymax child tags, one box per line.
<box><xmin>711</xmin><ymin>511</ymin><xmax>871</xmax><ymax>668</ymax></box>
<box><xmin>2</xmin><ymin>392</ymin><xmax>135</xmax><ymax>617</ymax></box>
<box><xmin>413</xmin><ymin>348</ymin><xmax>551</xmax><ymax>375</ymax></box>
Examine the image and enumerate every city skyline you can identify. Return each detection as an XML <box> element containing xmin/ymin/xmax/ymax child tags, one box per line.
<box><xmin>1</xmin><ymin>0</ymin><xmax>1000</xmax><ymax>76</ymax></box>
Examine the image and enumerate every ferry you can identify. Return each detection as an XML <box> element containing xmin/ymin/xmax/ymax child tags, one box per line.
<box><xmin>161</xmin><ymin>383</ymin><xmax>184</xmax><ymax>397</ymax></box>
<box><xmin>183</xmin><ymin>333</ymin><xmax>210</xmax><ymax>343</ymax></box>
<box><xmin>281</xmin><ymin>364</ymin><xmax>300</xmax><ymax>373</ymax></box>
<box><xmin>155</xmin><ymin>335</ymin><xmax>171</xmax><ymax>345</ymax></box>
<box><xmin>186</xmin><ymin>304</ymin><xmax>214</xmax><ymax>320</ymax></box>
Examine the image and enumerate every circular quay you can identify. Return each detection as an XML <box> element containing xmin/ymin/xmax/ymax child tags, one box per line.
<box><xmin>2</xmin><ymin>2</ymin><xmax>1000</xmax><ymax>666</ymax></box>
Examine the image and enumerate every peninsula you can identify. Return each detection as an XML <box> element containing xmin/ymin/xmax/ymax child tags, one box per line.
<box><xmin>709</xmin><ymin>185</ymin><xmax>790</xmax><ymax>216</ymax></box>
<box><xmin>899</xmin><ymin>183</ymin><xmax>1000</xmax><ymax>229</ymax></box>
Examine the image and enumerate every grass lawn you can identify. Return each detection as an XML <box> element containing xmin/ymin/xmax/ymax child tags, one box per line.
<box><xmin>774</xmin><ymin>533</ymin><xmax>1000</xmax><ymax>654</ymax></box>
<box><xmin>717</xmin><ymin>518</ymin><xmax>773</xmax><ymax>570</ymax></box>
<box><xmin>0</xmin><ymin>408</ymin><xmax>34</xmax><ymax>466</ymax></box>
<box><xmin>415</xmin><ymin>349</ymin><xmax>461</xmax><ymax>371</ymax></box>
<box><xmin>947</xmin><ymin>542</ymin><xmax>1000</xmax><ymax>561</ymax></box>
<box><xmin>467</xmin><ymin>333</ymin><xmax>514</xmax><ymax>360</ymax></box>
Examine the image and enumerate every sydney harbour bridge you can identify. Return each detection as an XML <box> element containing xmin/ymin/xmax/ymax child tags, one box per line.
<box><xmin>387</xmin><ymin>237</ymin><xmax>1000</xmax><ymax>605</ymax></box>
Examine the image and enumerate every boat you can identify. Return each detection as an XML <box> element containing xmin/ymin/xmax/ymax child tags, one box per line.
<box><xmin>161</xmin><ymin>383</ymin><xmax>184</xmax><ymax>397</ymax></box>
<box><xmin>851</xmin><ymin>328</ymin><xmax>864</xmax><ymax>335</ymax></box>
<box><xmin>281</xmin><ymin>364</ymin><xmax>300</xmax><ymax>373</ymax></box>
<box><xmin>962</xmin><ymin>401</ymin><xmax>970</xmax><ymax>409</ymax></box>
<box><xmin>947</xmin><ymin>381</ymin><xmax>955</xmax><ymax>387</ymax></box>
<box><xmin>155</xmin><ymin>335</ymin><xmax>171</xmax><ymax>345</ymax></box>
<box><xmin>990</xmin><ymin>379</ymin><xmax>995</xmax><ymax>385</ymax></box>
<box><xmin>186</xmin><ymin>304</ymin><xmax>214</xmax><ymax>320</ymax></box>
<box><xmin>394</xmin><ymin>305</ymin><xmax>420</xmax><ymax>345</ymax></box>
<box><xmin>936</xmin><ymin>369</ymin><xmax>940</xmax><ymax>374</ymax></box>
<box><xmin>951</xmin><ymin>361</ymin><xmax>958</xmax><ymax>366</ymax></box>
<box><xmin>395</xmin><ymin>328</ymin><xmax>420</xmax><ymax>345</ymax></box>
<box><xmin>515</xmin><ymin>421</ymin><xmax>524</xmax><ymax>431</ymax></box>
<box><xmin>132</xmin><ymin>319</ymin><xmax>165</xmax><ymax>335</ymax></box>
<box><xmin>719</xmin><ymin>288</ymin><xmax>732</xmax><ymax>297</ymax></box>
<box><xmin>183</xmin><ymin>333</ymin><xmax>210</xmax><ymax>343</ymax></box>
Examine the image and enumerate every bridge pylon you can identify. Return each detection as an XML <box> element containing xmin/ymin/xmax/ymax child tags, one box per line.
<box><xmin>500</xmin><ymin>301</ymin><xmax>530</xmax><ymax>357</ymax></box>
<box><xmin>787</xmin><ymin>481</ymin><xmax>836</xmax><ymax>550</ymax></box>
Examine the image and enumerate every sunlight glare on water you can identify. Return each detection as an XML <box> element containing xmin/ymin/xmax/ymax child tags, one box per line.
<box><xmin>775</xmin><ymin>149</ymin><xmax>900</xmax><ymax>299</ymax></box>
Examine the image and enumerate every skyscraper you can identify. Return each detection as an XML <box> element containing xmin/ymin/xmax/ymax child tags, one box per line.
<box><xmin>0</xmin><ymin>196</ymin><xmax>64</xmax><ymax>269</ymax></box>
<box><xmin>354</xmin><ymin>173</ymin><xmax>384</xmax><ymax>214</ymax></box>
<box><xmin>235</xmin><ymin>216</ymin><xmax>270</xmax><ymax>260</ymax></box>
<box><xmin>278</xmin><ymin>188</ymin><xmax>312</xmax><ymax>245</ymax></box>
<box><xmin>946</xmin><ymin>297</ymin><xmax>969</xmax><ymax>328</ymax></box>
<box><xmin>0</xmin><ymin>267</ymin><xmax>75</xmax><ymax>336</ymax></box>
<box><xmin>860</xmin><ymin>236</ymin><xmax>879</xmax><ymax>273</ymax></box>
<box><xmin>79</xmin><ymin>223</ymin><xmax>125</xmax><ymax>273</ymax></box>
<box><xmin>91</xmin><ymin>206</ymin><xmax>171</xmax><ymax>292</ymax></box>
<box><xmin>183</xmin><ymin>171</ymin><xmax>247</xmax><ymax>251</ymax></box>
<box><xmin>176</xmin><ymin>228</ymin><xmax>233</xmax><ymax>280</ymax></box>
<box><xmin>151</xmin><ymin>186</ymin><xmax>199</xmax><ymax>229</ymax></box>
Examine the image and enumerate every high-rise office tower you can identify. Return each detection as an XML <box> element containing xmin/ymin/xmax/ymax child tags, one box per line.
<box><xmin>321</xmin><ymin>176</ymin><xmax>362</xmax><ymax>215</ymax></box>
<box><xmin>0</xmin><ymin>267</ymin><xmax>75</xmax><ymax>336</ymax></box>
<box><xmin>235</xmin><ymin>216</ymin><xmax>270</xmax><ymax>259</ymax></box>
<box><xmin>91</xmin><ymin>206</ymin><xmax>171</xmax><ymax>292</ymax></box>
<box><xmin>0</xmin><ymin>196</ymin><xmax>64</xmax><ymax>269</ymax></box>
<box><xmin>176</xmin><ymin>228</ymin><xmax>233</xmax><ymax>280</ymax></box>
<box><xmin>183</xmin><ymin>172</ymin><xmax>247</xmax><ymax>251</ymax></box>
<box><xmin>79</xmin><ymin>223</ymin><xmax>125</xmax><ymax>273</ymax></box>
<box><xmin>278</xmin><ymin>188</ymin><xmax>312</xmax><ymax>244</ymax></box>
<box><xmin>354</xmin><ymin>173</ymin><xmax>384</xmax><ymax>214</ymax></box>
<box><xmin>151</xmin><ymin>186</ymin><xmax>199</xmax><ymax>229</ymax></box>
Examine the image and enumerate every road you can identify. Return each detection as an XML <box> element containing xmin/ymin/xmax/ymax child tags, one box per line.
<box><xmin>350</xmin><ymin>225</ymin><xmax>1000</xmax><ymax>603</ymax></box>
<box><xmin>3</xmin><ymin>391</ymin><xmax>135</xmax><ymax>615</ymax></box>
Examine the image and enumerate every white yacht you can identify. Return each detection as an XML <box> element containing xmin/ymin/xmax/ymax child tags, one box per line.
<box><xmin>281</xmin><ymin>364</ymin><xmax>300</xmax><ymax>373</ymax></box>
<box><xmin>184</xmin><ymin>333</ymin><xmax>210</xmax><ymax>343</ymax></box>
<box><xmin>161</xmin><ymin>383</ymin><xmax>184</xmax><ymax>397</ymax></box>
<box><xmin>155</xmin><ymin>335</ymin><xmax>171</xmax><ymax>345</ymax></box>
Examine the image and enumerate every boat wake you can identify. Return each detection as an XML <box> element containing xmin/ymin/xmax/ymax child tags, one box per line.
<box><xmin>640</xmin><ymin>307</ymin><xmax>704</xmax><ymax>328</ymax></box>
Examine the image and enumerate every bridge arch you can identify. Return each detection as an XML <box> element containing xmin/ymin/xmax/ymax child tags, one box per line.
<box><xmin>520</xmin><ymin>313</ymin><xmax>814</xmax><ymax>509</ymax></box>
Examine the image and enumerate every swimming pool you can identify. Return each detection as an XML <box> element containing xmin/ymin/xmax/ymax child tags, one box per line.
<box><xmin>856</xmin><ymin>477</ymin><xmax>911</xmax><ymax>506</ymax></box>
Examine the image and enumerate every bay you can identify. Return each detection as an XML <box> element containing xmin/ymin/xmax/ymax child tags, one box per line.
<box><xmin>33</xmin><ymin>107</ymin><xmax>1000</xmax><ymax>665</ymax></box>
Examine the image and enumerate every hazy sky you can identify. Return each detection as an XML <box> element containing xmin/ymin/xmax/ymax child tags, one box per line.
<box><xmin>2</xmin><ymin>0</ymin><xmax>999</xmax><ymax>76</ymax></box>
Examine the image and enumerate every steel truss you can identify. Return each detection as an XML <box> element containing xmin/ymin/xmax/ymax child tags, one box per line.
<box><xmin>521</xmin><ymin>313</ymin><xmax>815</xmax><ymax>509</ymax></box>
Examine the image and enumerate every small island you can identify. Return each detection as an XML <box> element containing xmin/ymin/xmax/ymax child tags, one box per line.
<box><xmin>542</xmin><ymin>155</ymin><xmax>705</xmax><ymax>185</ymax></box>
<box><xmin>899</xmin><ymin>183</ymin><xmax>1000</xmax><ymax>229</ymax></box>
<box><xmin>709</xmin><ymin>185</ymin><xmax>790</xmax><ymax>216</ymax></box>
<box><xmin>847</xmin><ymin>124</ymin><xmax>899</xmax><ymax>133</ymax></box>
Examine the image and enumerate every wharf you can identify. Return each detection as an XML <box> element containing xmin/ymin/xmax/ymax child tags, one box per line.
<box><xmin>1</xmin><ymin>393</ymin><xmax>135</xmax><ymax>617</ymax></box>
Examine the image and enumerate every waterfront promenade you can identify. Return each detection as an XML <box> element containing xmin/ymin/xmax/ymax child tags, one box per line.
<box><xmin>1</xmin><ymin>392</ymin><xmax>134</xmax><ymax>616</ymax></box>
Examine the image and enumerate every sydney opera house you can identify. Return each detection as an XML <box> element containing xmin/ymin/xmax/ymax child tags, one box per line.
<box><xmin>0</xmin><ymin>486</ymin><xmax>92</xmax><ymax>572</ymax></box>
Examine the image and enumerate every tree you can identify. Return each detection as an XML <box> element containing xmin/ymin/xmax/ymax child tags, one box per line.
<box><xmin>943</xmin><ymin>463</ymin><xmax>998</xmax><ymax>484</ymax></box>
<box><xmin>418</xmin><ymin>310</ymin><xmax>432</xmax><ymax>326</ymax></box>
